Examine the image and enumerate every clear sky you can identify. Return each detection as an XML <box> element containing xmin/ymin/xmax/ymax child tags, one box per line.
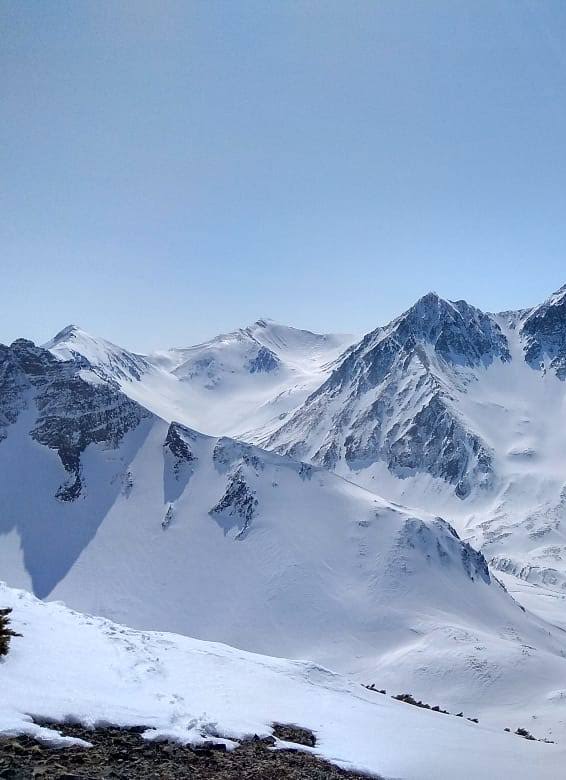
<box><xmin>2</xmin><ymin>1</ymin><xmax>566</xmax><ymax>351</ymax></box>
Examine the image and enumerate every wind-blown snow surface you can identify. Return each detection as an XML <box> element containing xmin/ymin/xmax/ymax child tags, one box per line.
<box><xmin>1</xmin><ymin>583</ymin><xmax>563</xmax><ymax>780</ymax></box>
<box><xmin>46</xmin><ymin>320</ymin><xmax>354</xmax><ymax>439</ymax></box>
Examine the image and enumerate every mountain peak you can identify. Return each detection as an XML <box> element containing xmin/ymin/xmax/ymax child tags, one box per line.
<box><xmin>252</xmin><ymin>317</ymin><xmax>276</xmax><ymax>329</ymax></box>
<box><xmin>520</xmin><ymin>283</ymin><xmax>566</xmax><ymax>378</ymax></box>
<box><xmin>45</xmin><ymin>324</ymin><xmax>93</xmax><ymax>350</ymax></box>
<box><xmin>44</xmin><ymin>325</ymin><xmax>150</xmax><ymax>383</ymax></box>
<box><xmin>9</xmin><ymin>337</ymin><xmax>38</xmax><ymax>350</ymax></box>
<box><xmin>415</xmin><ymin>290</ymin><xmax>443</xmax><ymax>306</ymax></box>
<box><xmin>400</xmin><ymin>293</ymin><xmax>469</xmax><ymax>325</ymax></box>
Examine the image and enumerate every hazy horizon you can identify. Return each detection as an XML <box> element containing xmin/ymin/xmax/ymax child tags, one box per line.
<box><xmin>7</xmin><ymin>278</ymin><xmax>564</xmax><ymax>356</ymax></box>
<box><xmin>3</xmin><ymin>1</ymin><xmax>566</xmax><ymax>351</ymax></box>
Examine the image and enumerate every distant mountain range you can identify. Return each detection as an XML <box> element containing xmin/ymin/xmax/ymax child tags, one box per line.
<box><xmin>46</xmin><ymin>319</ymin><xmax>354</xmax><ymax>440</ymax></box>
<box><xmin>42</xmin><ymin>284</ymin><xmax>566</xmax><ymax>592</ymax></box>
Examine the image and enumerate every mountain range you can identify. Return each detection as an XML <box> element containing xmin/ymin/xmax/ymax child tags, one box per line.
<box><xmin>3</xmin><ymin>285</ymin><xmax>566</xmax><ymax>739</ymax></box>
<box><xmin>42</xmin><ymin>285</ymin><xmax>566</xmax><ymax>593</ymax></box>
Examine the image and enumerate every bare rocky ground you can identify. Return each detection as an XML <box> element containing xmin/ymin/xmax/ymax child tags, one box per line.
<box><xmin>0</xmin><ymin>723</ymin><xmax>379</xmax><ymax>779</ymax></box>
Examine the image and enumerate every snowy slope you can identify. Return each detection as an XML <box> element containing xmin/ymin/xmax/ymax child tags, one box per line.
<box><xmin>45</xmin><ymin>325</ymin><xmax>152</xmax><ymax>382</ymax></box>
<box><xmin>2</xmin><ymin>339</ymin><xmax>566</xmax><ymax>736</ymax></box>
<box><xmin>46</xmin><ymin>320</ymin><xmax>354</xmax><ymax>439</ymax></box>
<box><xmin>2</xmin><ymin>584</ymin><xmax>563</xmax><ymax>780</ymax></box>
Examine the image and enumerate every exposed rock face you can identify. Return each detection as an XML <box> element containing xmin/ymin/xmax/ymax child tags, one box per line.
<box><xmin>212</xmin><ymin>438</ymin><xmax>263</xmax><ymax>474</ymax></box>
<box><xmin>163</xmin><ymin>422</ymin><xmax>199</xmax><ymax>503</ymax></box>
<box><xmin>0</xmin><ymin>339</ymin><xmax>148</xmax><ymax>500</ymax></box>
<box><xmin>520</xmin><ymin>285</ymin><xmax>566</xmax><ymax>379</ymax></box>
<box><xmin>343</xmin><ymin>377</ymin><xmax>492</xmax><ymax>498</ymax></box>
<box><xmin>164</xmin><ymin>422</ymin><xmax>197</xmax><ymax>472</ymax></box>
<box><xmin>396</xmin><ymin>516</ymin><xmax>491</xmax><ymax>584</ymax></box>
<box><xmin>316</xmin><ymin>293</ymin><xmax>510</xmax><ymax>401</ymax></box>
<box><xmin>0</xmin><ymin>342</ymin><xmax>30</xmax><ymax>442</ymax></box>
<box><xmin>209</xmin><ymin>469</ymin><xmax>258</xmax><ymax>539</ymax></box>
<box><xmin>248</xmin><ymin>345</ymin><xmax>280</xmax><ymax>374</ymax></box>
<box><xmin>489</xmin><ymin>557</ymin><xmax>566</xmax><ymax>590</ymax></box>
<box><xmin>378</xmin><ymin>293</ymin><xmax>510</xmax><ymax>369</ymax></box>
<box><xmin>268</xmin><ymin>294</ymin><xmax>504</xmax><ymax>497</ymax></box>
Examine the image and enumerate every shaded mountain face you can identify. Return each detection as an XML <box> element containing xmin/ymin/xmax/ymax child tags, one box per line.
<box><xmin>0</xmin><ymin>339</ymin><xmax>147</xmax><ymax>501</ymax></box>
<box><xmin>519</xmin><ymin>284</ymin><xmax>566</xmax><ymax>379</ymax></box>
<box><xmin>266</xmin><ymin>293</ymin><xmax>510</xmax><ymax>498</ymax></box>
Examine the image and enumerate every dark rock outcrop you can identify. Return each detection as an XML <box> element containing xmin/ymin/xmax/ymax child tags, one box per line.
<box><xmin>0</xmin><ymin>339</ymin><xmax>148</xmax><ymax>500</ymax></box>
<box><xmin>520</xmin><ymin>284</ymin><xmax>566</xmax><ymax>379</ymax></box>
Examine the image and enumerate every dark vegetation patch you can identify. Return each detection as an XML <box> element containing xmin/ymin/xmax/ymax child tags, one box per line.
<box><xmin>0</xmin><ymin>723</ymin><xmax>380</xmax><ymax>780</ymax></box>
<box><xmin>507</xmin><ymin>727</ymin><xmax>554</xmax><ymax>744</ymax></box>
<box><xmin>272</xmin><ymin>723</ymin><xmax>317</xmax><ymax>747</ymax></box>
<box><xmin>0</xmin><ymin>608</ymin><xmax>21</xmax><ymax>657</ymax></box>
<box><xmin>392</xmin><ymin>693</ymin><xmax>450</xmax><ymax>715</ymax></box>
<box><xmin>365</xmin><ymin>684</ymin><xmax>553</xmax><ymax>743</ymax></box>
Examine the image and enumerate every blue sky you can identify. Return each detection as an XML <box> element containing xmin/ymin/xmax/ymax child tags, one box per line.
<box><xmin>2</xmin><ymin>1</ymin><xmax>566</xmax><ymax>350</ymax></box>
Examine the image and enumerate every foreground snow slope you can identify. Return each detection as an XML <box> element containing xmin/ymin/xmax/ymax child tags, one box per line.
<box><xmin>1</xmin><ymin>583</ymin><xmax>563</xmax><ymax>780</ymax></box>
<box><xmin>46</xmin><ymin>320</ymin><xmax>353</xmax><ymax>439</ymax></box>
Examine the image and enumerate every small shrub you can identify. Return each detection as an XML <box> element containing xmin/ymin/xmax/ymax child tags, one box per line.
<box><xmin>393</xmin><ymin>693</ymin><xmax>449</xmax><ymax>714</ymax></box>
<box><xmin>364</xmin><ymin>683</ymin><xmax>386</xmax><ymax>694</ymax></box>
<box><xmin>0</xmin><ymin>607</ymin><xmax>21</xmax><ymax>657</ymax></box>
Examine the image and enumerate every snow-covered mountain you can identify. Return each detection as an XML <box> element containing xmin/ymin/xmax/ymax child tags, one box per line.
<box><xmin>45</xmin><ymin>324</ymin><xmax>152</xmax><ymax>383</ymax></box>
<box><xmin>520</xmin><ymin>283</ymin><xmax>566</xmax><ymax>379</ymax></box>
<box><xmin>2</xmin><ymin>338</ymin><xmax>566</xmax><ymax>734</ymax></box>
<box><xmin>265</xmin><ymin>286</ymin><xmax>566</xmax><ymax>596</ymax></box>
<box><xmin>266</xmin><ymin>293</ymin><xmax>510</xmax><ymax>496</ymax></box>
<box><xmin>3</xmin><ymin>583</ymin><xmax>563</xmax><ymax>780</ymax></box>
<box><xmin>45</xmin><ymin>320</ymin><xmax>354</xmax><ymax>439</ymax></box>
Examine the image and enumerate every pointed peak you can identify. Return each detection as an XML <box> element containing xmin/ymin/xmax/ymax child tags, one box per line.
<box><xmin>402</xmin><ymin>292</ymin><xmax>483</xmax><ymax>323</ymax></box>
<box><xmin>416</xmin><ymin>291</ymin><xmax>442</xmax><ymax>305</ymax></box>
<box><xmin>53</xmin><ymin>323</ymin><xmax>81</xmax><ymax>338</ymax></box>
<box><xmin>46</xmin><ymin>324</ymin><xmax>91</xmax><ymax>348</ymax></box>
<box><xmin>253</xmin><ymin>317</ymin><xmax>276</xmax><ymax>329</ymax></box>
<box><xmin>400</xmin><ymin>291</ymin><xmax>455</xmax><ymax>321</ymax></box>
